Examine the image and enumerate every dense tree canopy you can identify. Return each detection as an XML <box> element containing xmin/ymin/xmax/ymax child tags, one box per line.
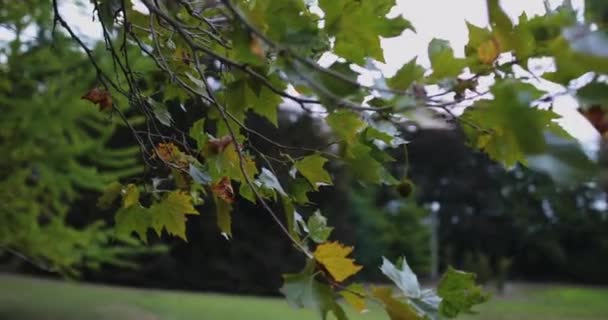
<box><xmin>3</xmin><ymin>0</ymin><xmax>608</xmax><ymax>319</ymax></box>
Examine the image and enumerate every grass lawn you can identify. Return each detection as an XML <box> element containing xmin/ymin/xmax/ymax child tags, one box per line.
<box><xmin>1</xmin><ymin>273</ymin><xmax>607</xmax><ymax>320</ymax></box>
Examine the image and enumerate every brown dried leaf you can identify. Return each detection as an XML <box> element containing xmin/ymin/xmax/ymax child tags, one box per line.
<box><xmin>82</xmin><ymin>87</ymin><xmax>113</xmax><ymax>111</ymax></box>
<box><xmin>211</xmin><ymin>176</ymin><xmax>235</xmax><ymax>204</ymax></box>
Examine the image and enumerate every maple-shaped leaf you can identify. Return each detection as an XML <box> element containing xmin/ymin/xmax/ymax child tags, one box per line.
<box><xmin>82</xmin><ymin>87</ymin><xmax>112</xmax><ymax>111</ymax></box>
<box><xmin>115</xmin><ymin>204</ymin><xmax>151</xmax><ymax>242</ymax></box>
<box><xmin>150</xmin><ymin>191</ymin><xmax>198</xmax><ymax>241</ymax></box>
<box><xmin>294</xmin><ymin>154</ymin><xmax>333</xmax><ymax>191</ymax></box>
<box><xmin>437</xmin><ymin>267</ymin><xmax>490</xmax><ymax>318</ymax></box>
<box><xmin>314</xmin><ymin>241</ymin><xmax>362</xmax><ymax>282</ymax></box>
<box><xmin>211</xmin><ymin>177</ymin><xmax>235</xmax><ymax>204</ymax></box>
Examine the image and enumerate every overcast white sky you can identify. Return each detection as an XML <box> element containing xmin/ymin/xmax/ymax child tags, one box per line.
<box><xmin>2</xmin><ymin>0</ymin><xmax>599</xmax><ymax>148</ymax></box>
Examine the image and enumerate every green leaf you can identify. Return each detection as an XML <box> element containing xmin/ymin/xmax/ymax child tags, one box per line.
<box><xmin>222</xmin><ymin>76</ymin><xmax>284</xmax><ymax>128</ymax></box>
<box><xmin>316</xmin><ymin>62</ymin><xmax>360</xmax><ymax>98</ymax></box>
<box><xmin>465</xmin><ymin>22</ymin><xmax>493</xmax><ymax>57</ymax></box>
<box><xmin>185</xmin><ymin>72</ymin><xmax>208</xmax><ymax>96</ymax></box>
<box><xmin>437</xmin><ymin>267</ymin><xmax>490</xmax><ymax>318</ymax></box>
<box><xmin>115</xmin><ymin>204</ymin><xmax>151</xmax><ymax>242</ymax></box>
<box><xmin>228</xmin><ymin>24</ymin><xmax>266</xmax><ymax>66</ymax></box>
<box><xmin>387</xmin><ymin>58</ymin><xmax>425</xmax><ymax>91</ymax></box>
<box><xmin>327</xmin><ymin>110</ymin><xmax>366</xmax><ymax>143</ymax></box>
<box><xmin>150</xmin><ymin>191</ymin><xmax>199</xmax><ymax>241</ymax></box>
<box><xmin>239</xmin><ymin>0</ymin><xmax>325</xmax><ymax>55</ymax></box>
<box><xmin>428</xmin><ymin>39</ymin><xmax>467</xmax><ymax>80</ymax></box>
<box><xmin>320</xmin><ymin>0</ymin><xmax>413</xmax><ymax>64</ymax></box>
<box><xmin>290</xmin><ymin>177</ymin><xmax>313</xmax><ymax>205</ymax></box>
<box><xmin>97</xmin><ymin>181</ymin><xmax>123</xmax><ymax>210</ymax></box>
<box><xmin>306</xmin><ymin>211</ymin><xmax>334</xmax><ymax>243</ymax></box>
<box><xmin>294</xmin><ymin>154</ymin><xmax>333</xmax><ymax>191</ymax></box>
<box><xmin>215</xmin><ymin>197</ymin><xmax>233</xmax><ymax>239</ymax></box>
<box><xmin>461</xmin><ymin>80</ymin><xmax>560</xmax><ymax>166</ymax></box>
<box><xmin>585</xmin><ymin>0</ymin><xmax>608</xmax><ymax>28</ymax></box>
<box><xmin>189</xmin><ymin>119</ymin><xmax>207</xmax><ymax>150</ymax></box>
<box><xmin>249</xmin><ymin>82</ymin><xmax>284</xmax><ymax>127</ymax></box>
<box><xmin>258</xmin><ymin>167</ymin><xmax>287</xmax><ymax>197</ymax></box>
<box><xmin>148</xmin><ymin>97</ymin><xmax>173</xmax><ymax>127</ymax></box>
<box><xmin>280</xmin><ymin>260</ymin><xmax>347</xmax><ymax>320</ymax></box>
<box><xmin>346</xmin><ymin>143</ymin><xmax>397</xmax><ymax>185</ymax></box>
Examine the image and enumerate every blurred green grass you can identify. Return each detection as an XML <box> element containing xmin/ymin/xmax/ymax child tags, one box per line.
<box><xmin>1</xmin><ymin>273</ymin><xmax>607</xmax><ymax>320</ymax></box>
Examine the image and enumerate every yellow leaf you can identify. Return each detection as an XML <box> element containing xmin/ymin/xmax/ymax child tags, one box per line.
<box><xmin>313</xmin><ymin>242</ymin><xmax>362</xmax><ymax>282</ymax></box>
<box><xmin>477</xmin><ymin>38</ymin><xmax>500</xmax><ymax>64</ymax></box>
<box><xmin>122</xmin><ymin>184</ymin><xmax>140</xmax><ymax>208</ymax></box>
<box><xmin>373</xmin><ymin>286</ymin><xmax>422</xmax><ymax>320</ymax></box>
<box><xmin>150</xmin><ymin>191</ymin><xmax>198</xmax><ymax>241</ymax></box>
<box><xmin>339</xmin><ymin>284</ymin><xmax>367</xmax><ymax>313</ymax></box>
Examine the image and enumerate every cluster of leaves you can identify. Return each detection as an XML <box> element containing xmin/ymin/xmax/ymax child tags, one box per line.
<box><xmin>281</xmin><ymin>246</ymin><xmax>488</xmax><ymax>320</ymax></box>
<box><xmin>47</xmin><ymin>0</ymin><xmax>608</xmax><ymax>318</ymax></box>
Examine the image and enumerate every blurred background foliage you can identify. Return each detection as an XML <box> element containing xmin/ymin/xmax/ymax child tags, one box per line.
<box><xmin>1</xmin><ymin>0</ymin><xmax>608</xmax><ymax>297</ymax></box>
<box><xmin>0</xmin><ymin>0</ymin><xmax>158</xmax><ymax>275</ymax></box>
